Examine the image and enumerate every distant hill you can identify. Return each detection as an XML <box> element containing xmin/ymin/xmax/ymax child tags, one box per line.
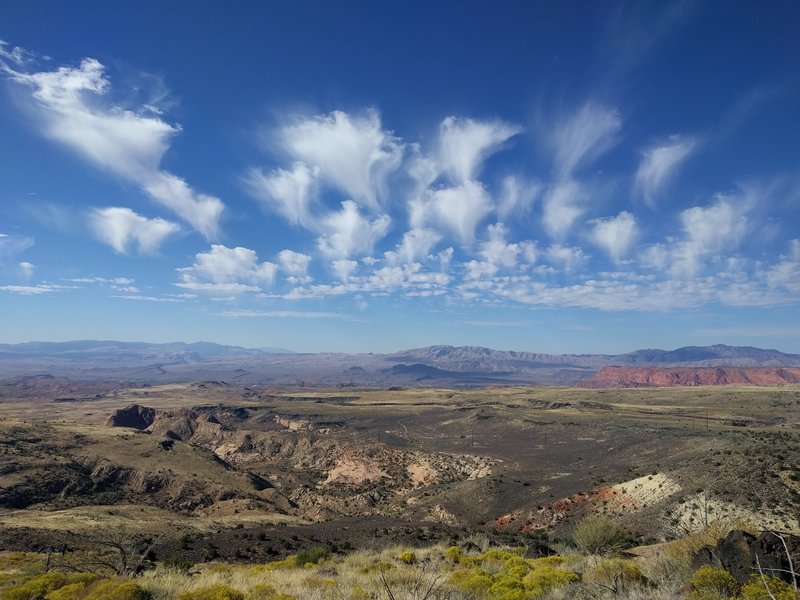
<box><xmin>0</xmin><ymin>341</ymin><xmax>798</xmax><ymax>387</ymax></box>
<box><xmin>577</xmin><ymin>366</ymin><xmax>800</xmax><ymax>388</ymax></box>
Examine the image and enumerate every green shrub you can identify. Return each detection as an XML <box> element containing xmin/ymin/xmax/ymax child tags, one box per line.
<box><xmin>740</xmin><ymin>574</ymin><xmax>797</xmax><ymax>600</ymax></box>
<box><xmin>1</xmin><ymin>572</ymin><xmax>100</xmax><ymax>600</ymax></box>
<box><xmin>247</xmin><ymin>583</ymin><xmax>295</xmax><ymax>600</ymax></box>
<box><xmin>448</xmin><ymin>567</ymin><xmax>493</xmax><ymax>596</ymax></box>
<box><xmin>81</xmin><ymin>579</ymin><xmax>150</xmax><ymax>600</ymax></box>
<box><xmin>686</xmin><ymin>566</ymin><xmax>738</xmax><ymax>600</ymax></box>
<box><xmin>293</xmin><ymin>547</ymin><xmax>328</xmax><ymax>568</ymax></box>
<box><xmin>522</xmin><ymin>565</ymin><xmax>579</xmax><ymax>598</ymax></box>
<box><xmin>398</xmin><ymin>551</ymin><xmax>416</xmax><ymax>565</ymax></box>
<box><xmin>572</xmin><ymin>516</ymin><xmax>631</xmax><ymax>555</ymax></box>
<box><xmin>443</xmin><ymin>546</ymin><xmax>463</xmax><ymax>563</ymax></box>
<box><xmin>177</xmin><ymin>583</ymin><xmax>245</xmax><ymax>600</ymax></box>
<box><xmin>44</xmin><ymin>583</ymin><xmax>86</xmax><ymax>600</ymax></box>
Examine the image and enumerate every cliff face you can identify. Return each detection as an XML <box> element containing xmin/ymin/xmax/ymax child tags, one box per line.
<box><xmin>576</xmin><ymin>366</ymin><xmax>800</xmax><ymax>388</ymax></box>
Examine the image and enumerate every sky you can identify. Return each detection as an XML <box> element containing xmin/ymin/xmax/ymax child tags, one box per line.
<box><xmin>1</xmin><ymin>1</ymin><xmax>799</xmax><ymax>354</ymax></box>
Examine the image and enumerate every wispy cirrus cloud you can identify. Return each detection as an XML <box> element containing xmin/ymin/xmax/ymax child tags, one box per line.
<box><xmin>244</xmin><ymin>162</ymin><xmax>319</xmax><ymax>228</ymax></box>
<box><xmin>277</xmin><ymin>109</ymin><xmax>403</xmax><ymax>212</ymax></box>
<box><xmin>551</xmin><ymin>102</ymin><xmax>621</xmax><ymax>179</ymax></box>
<box><xmin>1</xmin><ymin>50</ymin><xmax>224</xmax><ymax>238</ymax></box>
<box><xmin>634</xmin><ymin>135</ymin><xmax>697</xmax><ymax>207</ymax></box>
<box><xmin>437</xmin><ymin>116</ymin><xmax>521</xmax><ymax>184</ymax></box>
<box><xmin>411</xmin><ymin>180</ymin><xmax>494</xmax><ymax>245</ymax></box>
<box><xmin>89</xmin><ymin>207</ymin><xmax>179</xmax><ymax>254</ymax></box>
<box><xmin>541</xmin><ymin>181</ymin><xmax>585</xmax><ymax>239</ymax></box>
<box><xmin>589</xmin><ymin>211</ymin><xmax>638</xmax><ymax>263</ymax></box>
<box><xmin>0</xmin><ymin>232</ymin><xmax>34</xmax><ymax>266</ymax></box>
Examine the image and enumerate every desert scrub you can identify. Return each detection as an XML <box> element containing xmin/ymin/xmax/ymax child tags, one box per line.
<box><xmin>686</xmin><ymin>565</ymin><xmax>738</xmax><ymax>600</ymax></box>
<box><xmin>176</xmin><ymin>583</ymin><xmax>244</xmax><ymax>600</ymax></box>
<box><xmin>447</xmin><ymin>547</ymin><xmax>578</xmax><ymax>599</ymax></box>
<box><xmin>292</xmin><ymin>547</ymin><xmax>328</xmax><ymax>568</ymax></box>
<box><xmin>572</xmin><ymin>515</ymin><xmax>631</xmax><ymax>556</ymax></box>
<box><xmin>584</xmin><ymin>558</ymin><xmax>648</xmax><ymax>595</ymax></box>
<box><xmin>247</xmin><ymin>584</ymin><xmax>296</xmax><ymax>599</ymax></box>
<box><xmin>398</xmin><ymin>551</ymin><xmax>416</xmax><ymax>565</ymax></box>
<box><xmin>740</xmin><ymin>574</ymin><xmax>797</xmax><ymax>600</ymax></box>
<box><xmin>0</xmin><ymin>572</ymin><xmax>101</xmax><ymax>600</ymax></box>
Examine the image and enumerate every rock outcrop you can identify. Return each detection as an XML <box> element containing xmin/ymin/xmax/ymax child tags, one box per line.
<box><xmin>694</xmin><ymin>529</ymin><xmax>800</xmax><ymax>585</ymax></box>
<box><xmin>104</xmin><ymin>404</ymin><xmax>156</xmax><ymax>429</ymax></box>
<box><xmin>577</xmin><ymin>366</ymin><xmax>800</xmax><ymax>388</ymax></box>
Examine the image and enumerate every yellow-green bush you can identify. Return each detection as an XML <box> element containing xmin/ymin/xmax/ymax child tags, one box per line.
<box><xmin>41</xmin><ymin>575</ymin><xmax>108</xmax><ymax>600</ymax></box>
<box><xmin>740</xmin><ymin>574</ymin><xmax>797</xmax><ymax>600</ymax></box>
<box><xmin>686</xmin><ymin>565</ymin><xmax>738</xmax><ymax>600</ymax></box>
<box><xmin>177</xmin><ymin>583</ymin><xmax>245</xmax><ymax>600</ymax></box>
<box><xmin>398</xmin><ymin>551</ymin><xmax>416</xmax><ymax>565</ymax></box>
<box><xmin>44</xmin><ymin>582</ymin><xmax>86</xmax><ymax>600</ymax></box>
<box><xmin>247</xmin><ymin>583</ymin><xmax>295</xmax><ymax>600</ymax></box>
<box><xmin>80</xmin><ymin>578</ymin><xmax>150</xmax><ymax>600</ymax></box>
<box><xmin>447</xmin><ymin>549</ymin><xmax>579</xmax><ymax>600</ymax></box>
<box><xmin>522</xmin><ymin>565</ymin><xmax>579</xmax><ymax>598</ymax></box>
<box><xmin>448</xmin><ymin>567</ymin><xmax>493</xmax><ymax>596</ymax></box>
<box><xmin>444</xmin><ymin>546</ymin><xmax>464</xmax><ymax>564</ymax></box>
<box><xmin>293</xmin><ymin>547</ymin><xmax>327</xmax><ymax>568</ymax></box>
<box><xmin>1</xmin><ymin>572</ymin><xmax>101</xmax><ymax>600</ymax></box>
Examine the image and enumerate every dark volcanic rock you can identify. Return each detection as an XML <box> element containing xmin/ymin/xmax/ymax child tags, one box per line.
<box><xmin>105</xmin><ymin>404</ymin><xmax>156</xmax><ymax>429</ymax></box>
<box><xmin>694</xmin><ymin>529</ymin><xmax>800</xmax><ymax>584</ymax></box>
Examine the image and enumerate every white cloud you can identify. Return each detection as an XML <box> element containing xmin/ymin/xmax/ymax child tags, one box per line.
<box><xmin>635</xmin><ymin>136</ymin><xmax>697</xmax><ymax>207</ymax></box>
<box><xmin>278</xmin><ymin>249</ymin><xmax>312</xmax><ymax>279</ymax></box>
<box><xmin>18</xmin><ymin>261</ymin><xmax>34</xmax><ymax>278</ymax></box>
<box><xmin>546</xmin><ymin>244</ymin><xmax>588</xmax><ymax>272</ymax></box>
<box><xmin>497</xmin><ymin>175</ymin><xmax>541</xmax><ymax>220</ymax></box>
<box><xmin>552</xmin><ymin>102</ymin><xmax>621</xmax><ymax>179</ymax></box>
<box><xmin>640</xmin><ymin>195</ymin><xmax>749</xmax><ymax>277</ymax></box>
<box><xmin>458</xmin><ymin>224</ymin><xmax>536</xmax><ymax>281</ymax></box>
<box><xmin>438</xmin><ymin>116</ymin><xmax>521</xmax><ymax>183</ymax></box>
<box><xmin>331</xmin><ymin>259</ymin><xmax>359</xmax><ymax>282</ymax></box>
<box><xmin>176</xmin><ymin>244</ymin><xmax>277</xmax><ymax>293</ymax></box>
<box><xmin>0</xmin><ymin>233</ymin><xmax>34</xmax><ymax>265</ymax></box>
<box><xmin>385</xmin><ymin>228</ymin><xmax>442</xmax><ymax>264</ymax></box>
<box><xmin>0</xmin><ymin>284</ymin><xmax>64</xmax><ymax>295</ymax></box>
<box><xmin>244</xmin><ymin>162</ymin><xmax>318</xmax><ymax>228</ymax></box>
<box><xmin>589</xmin><ymin>211</ymin><xmax>638</xmax><ymax>262</ymax></box>
<box><xmin>412</xmin><ymin>180</ymin><xmax>493</xmax><ymax>244</ymax></box>
<box><xmin>221</xmin><ymin>310</ymin><xmax>349</xmax><ymax>319</ymax></box>
<box><xmin>317</xmin><ymin>200</ymin><xmax>391</xmax><ymax>259</ymax></box>
<box><xmin>3</xmin><ymin>53</ymin><xmax>224</xmax><ymax>237</ymax></box>
<box><xmin>279</xmin><ymin>109</ymin><xmax>403</xmax><ymax>211</ymax></box>
<box><xmin>542</xmin><ymin>181</ymin><xmax>585</xmax><ymax>239</ymax></box>
<box><xmin>0</xmin><ymin>40</ymin><xmax>31</xmax><ymax>65</ymax></box>
<box><xmin>764</xmin><ymin>239</ymin><xmax>800</xmax><ymax>293</ymax></box>
<box><xmin>674</xmin><ymin>196</ymin><xmax>748</xmax><ymax>276</ymax></box>
<box><xmin>89</xmin><ymin>207</ymin><xmax>179</xmax><ymax>254</ymax></box>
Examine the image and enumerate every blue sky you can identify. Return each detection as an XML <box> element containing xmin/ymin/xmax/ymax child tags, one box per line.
<box><xmin>1</xmin><ymin>1</ymin><xmax>799</xmax><ymax>353</ymax></box>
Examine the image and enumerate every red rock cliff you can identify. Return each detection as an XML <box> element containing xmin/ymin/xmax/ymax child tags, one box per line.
<box><xmin>576</xmin><ymin>366</ymin><xmax>800</xmax><ymax>388</ymax></box>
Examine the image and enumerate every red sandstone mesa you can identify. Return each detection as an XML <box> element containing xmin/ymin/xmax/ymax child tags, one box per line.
<box><xmin>576</xmin><ymin>366</ymin><xmax>800</xmax><ymax>388</ymax></box>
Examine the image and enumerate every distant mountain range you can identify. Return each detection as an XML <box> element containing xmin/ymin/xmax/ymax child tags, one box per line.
<box><xmin>0</xmin><ymin>341</ymin><xmax>798</xmax><ymax>387</ymax></box>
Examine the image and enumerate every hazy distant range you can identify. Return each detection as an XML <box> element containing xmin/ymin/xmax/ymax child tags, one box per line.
<box><xmin>1</xmin><ymin>340</ymin><xmax>799</xmax><ymax>387</ymax></box>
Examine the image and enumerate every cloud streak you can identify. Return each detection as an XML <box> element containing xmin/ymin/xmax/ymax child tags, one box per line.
<box><xmin>2</xmin><ymin>52</ymin><xmax>224</xmax><ymax>238</ymax></box>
